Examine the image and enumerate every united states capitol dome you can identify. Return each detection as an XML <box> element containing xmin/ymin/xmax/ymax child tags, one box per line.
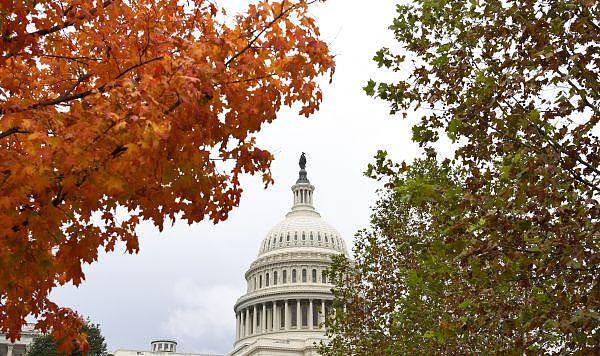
<box><xmin>231</xmin><ymin>153</ymin><xmax>348</xmax><ymax>356</ymax></box>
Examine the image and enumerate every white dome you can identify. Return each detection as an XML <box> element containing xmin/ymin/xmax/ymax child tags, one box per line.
<box><xmin>259</xmin><ymin>209</ymin><xmax>347</xmax><ymax>256</ymax></box>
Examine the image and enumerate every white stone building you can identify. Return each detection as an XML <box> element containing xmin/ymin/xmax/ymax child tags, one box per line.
<box><xmin>0</xmin><ymin>324</ymin><xmax>41</xmax><ymax>356</ymax></box>
<box><xmin>113</xmin><ymin>339</ymin><xmax>222</xmax><ymax>356</ymax></box>
<box><xmin>230</xmin><ymin>157</ymin><xmax>348</xmax><ymax>356</ymax></box>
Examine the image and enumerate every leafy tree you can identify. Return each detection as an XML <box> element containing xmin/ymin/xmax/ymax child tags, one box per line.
<box><xmin>0</xmin><ymin>0</ymin><xmax>334</xmax><ymax>350</ymax></box>
<box><xmin>27</xmin><ymin>321</ymin><xmax>108</xmax><ymax>356</ymax></box>
<box><xmin>27</xmin><ymin>335</ymin><xmax>59</xmax><ymax>356</ymax></box>
<box><xmin>322</xmin><ymin>155</ymin><xmax>469</xmax><ymax>354</ymax></box>
<box><xmin>323</xmin><ymin>0</ymin><xmax>599</xmax><ymax>353</ymax></box>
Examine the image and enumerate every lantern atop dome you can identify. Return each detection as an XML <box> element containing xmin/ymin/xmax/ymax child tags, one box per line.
<box><xmin>291</xmin><ymin>153</ymin><xmax>315</xmax><ymax>212</ymax></box>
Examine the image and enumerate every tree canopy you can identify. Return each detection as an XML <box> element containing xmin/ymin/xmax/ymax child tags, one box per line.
<box><xmin>27</xmin><ymin>320</ymin><xmax>108</xmax><ymax>356</ymax></box>
<box><xmin>322</xmin><ymin>155</ymin><xmax>469</xmax><ymax>354</ymax></box>
<box><xmin>0</xmin><ymin>0</ymin><xmax>334</xmax><ymax>350</ymax></box>
<box><xmin>322</xmin><ymin>0</ymin><xmax>598</xmax><ymax>353</ymax></box>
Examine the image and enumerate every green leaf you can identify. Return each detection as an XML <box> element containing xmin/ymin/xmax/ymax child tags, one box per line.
<box><xmin>363</xmin><ymin>79</ymin><xmax>376</xmax><ymax>96</ymax></box>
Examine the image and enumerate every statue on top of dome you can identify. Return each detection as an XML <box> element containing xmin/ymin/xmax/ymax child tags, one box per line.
<box><xmin>299</xmin><ymin>152</ymin><xmax>307</xmax><ymax>170</ymax></box>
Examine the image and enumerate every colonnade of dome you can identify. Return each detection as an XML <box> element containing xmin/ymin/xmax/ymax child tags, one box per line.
<box><xmin>235</xmin><ymin>297</ymin><xmax>333</xmax><ymax>339</ymax></box>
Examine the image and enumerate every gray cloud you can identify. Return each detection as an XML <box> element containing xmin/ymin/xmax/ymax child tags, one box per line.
<box><xmin>163</xmin><ymin>282</ymin><xmax>242</xmax><ymax>353</ymax></box>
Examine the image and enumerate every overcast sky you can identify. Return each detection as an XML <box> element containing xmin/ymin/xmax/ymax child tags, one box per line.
<box><xmin>51</xmin><ymin>1</ymin><xmax>422</xmax><ymax>354</ymax></box>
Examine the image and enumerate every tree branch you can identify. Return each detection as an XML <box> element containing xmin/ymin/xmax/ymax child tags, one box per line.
<box><xmin>224</xmin><ymin>73</ymin><xmax>276</xmax><ymax>85</ymax></box>
<box><xmin>0</xmin><ymin>127</ymin><xmax>32</xmax><ymax>140</ymax></box>
<box><xmin>30</xmin><ymin>56</ymin><xmax>163</xmax><ymax>110</ymax></box>
<box><xmin>3</xmin><ymin>0</ymin><xmax>114</xmax><ymax>44</ymax></box>
<box><xmin>224</xmin><ymin>0</ymin><xmax>291</xmax><ymax>67</ymax></box>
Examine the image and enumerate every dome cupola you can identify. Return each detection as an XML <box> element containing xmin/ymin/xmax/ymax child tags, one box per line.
<box><xmin>150</xmin><ymin>339</ymin><xmax>177</xmax><ymax>352</ymax></box>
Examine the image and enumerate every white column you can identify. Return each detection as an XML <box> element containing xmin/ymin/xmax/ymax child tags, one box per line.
<box><xmin>273</xmin><ymin>301</ymin><xmax>278</xmax><ymax>330</ymax></box>
<box><xmin>309</xmin><ymin>299</ymin><xmax>314</xmax><ymax>330</ymax></box>
<box><xmin>235</xmin><ymin>313</ymin><xmax>239</xmax><ymax>339</ymax></box>
<box><xmin>284</xmin><ymin>299</ymin><xmax>289</xmax><ymax>330</ymax></box>
<box><xmin>321</xmin><ymin>300</ymin><xmax>326</xmax><ymax>329</ymax></box>
<box><xmin>252</xmin><ymin>305</ymin><xmax>257</xmax><ymax>335</ymax></box>
<box><xmin>262</xmin><ymin>302</ymin><xmax>267</xmax><ymax>333</ymax></box>
<box><xmin>245</xmin><ymin>308</ymin><xmax>250</xmax><ymax>337</ymax></box>
<box><xmin>296</xmin><ymin>299</ymin><xmax>301</xmax><ymax>328</ymax></box>
<box><xmin>239</xmin><ymin>312</ymin><xmax>243</xmax><ymax>338</ymax></box>
<box><xmin>7</xmin><ymin>345</ymin><xmax>13</xmax><ymax>356</ymax></box>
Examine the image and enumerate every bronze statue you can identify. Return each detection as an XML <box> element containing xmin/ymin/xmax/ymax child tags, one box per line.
<box><xmin>299</xmin><ymin>152</ymin><xmax>306</xmax><ymax>170</ymax></box>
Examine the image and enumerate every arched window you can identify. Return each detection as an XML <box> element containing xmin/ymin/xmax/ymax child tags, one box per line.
<box><xmin>312</xmin><ymin>269</ymin><xmax>317</xmax><ymax>283</ymax></box>
<box><xmin>266</xmin><ymin>272</ymin><xmax>270</xmax><ymax>286</ymax></box>
<box><xmin>287</xmin><ymin>233</ymin><xmax>290</xmax><ymax>242</ymax></box>
<box><xmin>253</xmin><ymin>276</ymin><xmax>257</xmax><ymax>290</ymax></box>
<box><xmin>325</xmin><ymin>235</ymin><xmax>328</xmax><ymax>242</ymax></box>
<box><xmin>283</xmin><ymin>270</ymin><xmax>287</xmax><ymax>283</ymax></box>
<box><xmin>279</xmin><ymin>235</ymin><xmax>282</xmax><ymax>242</ymax></box>
<box><xmin>274</xmin><ymin>271</ymin><xmax>278</xmax><ymax>285</ymax></box>
<box><xmin>259</xmin><ymin>275</ymin><xmax>263</xmax><ymax>288</ymax></box>
<box><xmin>302</xmin><ymin>269</ymin><xmax>307</xmax><ymax>283</ymax></box>
<box><xmin>302</xmin><ymin>232</ymin><xmax>305</xmax><ymax>240</ymax></box>
<box><xmin>322</xmin><ymin>270</ymin><xmax>327</xmax><ymax>283</ymax></box>
<box><xmin>292</xmin><ymin>269</ymin><xmax>297</xmax><ymax>283</ymax></box>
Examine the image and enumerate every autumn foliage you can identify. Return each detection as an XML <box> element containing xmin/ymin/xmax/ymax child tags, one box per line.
<box><xmin>0</xmin><ymin>0</ymin><xmax>334</xmax><ymax>350</ymax></box>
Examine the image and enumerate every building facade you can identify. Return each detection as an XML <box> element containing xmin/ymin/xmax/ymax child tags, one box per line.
<box><xmin>113</xmin><ymin>339</ymin><xmax>222</xmax><ymax>356</ymax></box>
<box><xmin>0</xmin><ymin>324</ymin><xmax>41</xmax><ymax>356</ymax></box>
<box><xmin>230</xmin><ymin>159</ymin><xmax>348</xmax><ymax>356</ymax></box>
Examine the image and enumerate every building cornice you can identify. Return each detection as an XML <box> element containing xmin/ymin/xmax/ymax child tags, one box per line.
<box><xmin>234</xmin><ymin>286</ymin><xmax>333</xmax><ymax>311</ymax></box>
